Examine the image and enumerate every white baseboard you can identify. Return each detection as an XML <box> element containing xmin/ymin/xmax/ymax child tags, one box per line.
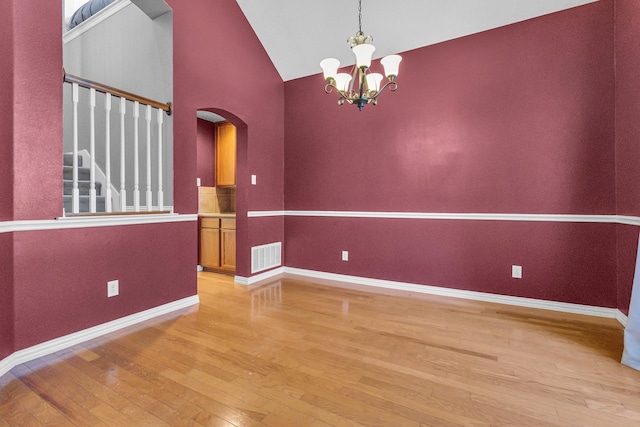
<box><xmin>0</xmin><ymin>295</ymin><xmax>199</xmax><ymax>379</ymax></box>
<box><xmin>283</xmin><ymin>267</ymin><xmax>622</xmax><ymax>321</ymax></box>
<box><xmin>235</xmin><ymin>267</ymin><xmax>285</xmax><ymax>286</ymax></box>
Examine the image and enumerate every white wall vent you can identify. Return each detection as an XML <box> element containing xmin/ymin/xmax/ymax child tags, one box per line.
<box><xmin>251</xmin><ymin>242</ymin><xmax>282</xmax><ymax>274</ymax></box>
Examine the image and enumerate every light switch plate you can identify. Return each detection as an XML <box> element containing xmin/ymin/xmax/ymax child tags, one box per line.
<box><xmin>251</xmin><ymin>175</ymin><xmax>257</xmax><ymax>185</ymax></box>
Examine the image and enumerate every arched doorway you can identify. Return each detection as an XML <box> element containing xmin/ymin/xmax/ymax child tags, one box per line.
<box><xmin>195</xmin><ymin>109</ymin><xmax>247</xmax><ymax>277</ymax></box>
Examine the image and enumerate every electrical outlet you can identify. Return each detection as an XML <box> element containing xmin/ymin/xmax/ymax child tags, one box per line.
<box><xmin>251</xmin><ymin>175</ymin><xmax>257</xmax><ymax>185</ymax></box>
<box><xmin>512</xmin><ymin>265</ymin><xmax>522</xmax><ymax>279</ymax></box>
<box><xmin>342</xmin><ymin>251</ymin><xmax>349</xmax><ymax>261</ymax></box>
<box><xmin>196</xmin><ymin>177</ymin><xmax>201</xmax><ymax>187</ymax></box>
<box><xmin>107</xmin><ymin>280</ymin><xmax>119</xmax><ymax>297</ymax></box>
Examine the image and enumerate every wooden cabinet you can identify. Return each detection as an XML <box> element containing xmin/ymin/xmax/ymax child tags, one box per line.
<box><xmin>199</xmin><ymin>216</ymin><xmax>235</xmax><ymax>273</ymax></box>
<box><xmin>215</xmin><ymin>122</ymin><xmax>236</xmax><ymax>187</ymax></box>
<box><xmin>221</xmin><ymin>219</ymin><xmax>236</xmax><ymax>271</ymax></box>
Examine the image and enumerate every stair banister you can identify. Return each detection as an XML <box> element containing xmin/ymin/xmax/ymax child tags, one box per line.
<box><xmin>105</xmin><ymin>94</ymin><xmax>112</xmax><ymax>213</ymax></box>
<box><xmin>119</xmin><ymin>97</ymin><xmax>127</xmax><ymax>212</ymax></box>
<box><xmin>72</xmin><ymin>83</ymin><xmax>80</xmax><ymax>214</ymax></box>
<box><xmin>157</xmin><ymin>108</ymin><xmax>164</xmax><ymax>211</ymax></box>
<box><xmin>133</xmin><ymin>101</ymin><xmax>140</xmax><ymax>212</ymax></box>
<box><xmin>63</xmin><ymin>70</ymin><xmax>172</xmax><ymax>115</ymax></box>
<box><xmin>89</xmin><ymin>88</ymin><xmax>97</xmax><ymax>213</ymax></box>
<box><xmin>145</xmin><ymin>105</ymin><xmax>152</xmax><ymax>212</ymax></box>
<box><xmin>63</xmin><ymin>70</ymin><xmax>172</xmax><ymax>214</ymax></box>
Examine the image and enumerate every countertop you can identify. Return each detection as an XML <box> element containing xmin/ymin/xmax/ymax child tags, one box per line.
<box><xmin>198</xmin><ymin>212</ymin><xmax>236</xmax><ymax>218</ymax></box>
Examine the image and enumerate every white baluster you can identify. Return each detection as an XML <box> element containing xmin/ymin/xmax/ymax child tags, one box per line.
<box><xmin>104</xmin><ymin>94</ymin><xmax>112</xmax><ymax>212</ymax></box>
<box><xmin>119</xmin><ymin>97</ymin><xmax>127</xmax><ymax>212</ymax></box>
<box><xmin>89</xmin><ymin>88</ymin><xmax>96</xmax><ymax>213</ymax></box>
<box><xmin>72</xmin><ymin>83</ymin><xmax>80</xmax><ymax>214</ymax></box>
<box><xmin>145</xmin><ymin>105</ymin><xmax>152</xmax><ymax>211</ymax></box>
<box><xmin>157</xmin><ymin>108</ymin><xmax>164</xmax><ymax>211</ymax></box>
<box><xmin>133</xmin><ymin>101</ymin><xmax>140</xmax><ymax>212</ymax></box>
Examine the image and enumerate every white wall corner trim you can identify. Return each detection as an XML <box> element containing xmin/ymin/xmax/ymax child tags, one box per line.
<box><xmin>618</xmin><ymin>310</ymin><xmax>629</xmax><ymax>327</ymax></box>
<box><xmin>0</xmin><ymin>214</ymin><xmax>197</xmax><ymax>234</ymax></box>
<box><xmin>283</xmin><ymin>267</ymin><xmax>622</xmax><ymax>322</ymax></box>
<box><xmin>0</xmin><ymin>295</ymin><xmax>199</xmax><ymax>379</ymax></box>
<box><xmin>235</xmin><ymin>266</ymin><xmax>286</xmax><ymax>286</ymax></box>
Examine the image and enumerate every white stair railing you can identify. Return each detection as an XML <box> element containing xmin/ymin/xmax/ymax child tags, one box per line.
<box><xmin>145</xmin><ymin>104</ymin><xmax>152</xmax><ymax>211</ymax></box>
<box><xmin>64</xmin><ymin>70</ymin><xmax>172</xmax><ymax>215</ymax></box>
<box><xmin>133</xmin><ymin>101</ymin><xmax>140</xmax><ymax>212</ymax></box>
<box><xmin>119</xmin><ymin>97</ymin><xmax>127</xmax><ymax>212</ymax></box>
<box><xmin>104</xmin><ymin>93</ymin><xmax>112</xmax><ymax>212</ymax></box>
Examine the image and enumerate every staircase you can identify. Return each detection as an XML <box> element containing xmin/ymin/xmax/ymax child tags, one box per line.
<box><xmin>63</xmin><ymin>153</ymin><xmax>106</xmax><ymax>213</ymax></box>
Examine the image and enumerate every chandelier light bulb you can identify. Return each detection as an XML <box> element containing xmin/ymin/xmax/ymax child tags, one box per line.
<box><xmin>320</xmin><ymin>58</ymin><xmax>340</xmax><ymax>81</ymax></box>
<box><xmin>335</xmin><ymin>73</ymin><xmax>353</xmax><ymax>92</ymax></box>
<box><xmin>366</xmin><ymin>73</ymin><xmax>383</xmax><ymax>92</ymax></box>
<box><xmin>381</xmin><ymin>54</ymin><xmax>402</xmax><ymax>80</ymax></box>
<box><xmin>352</xmin><ymin>44</ymin><xmax>376</xmax><ymax>69</ymax></box>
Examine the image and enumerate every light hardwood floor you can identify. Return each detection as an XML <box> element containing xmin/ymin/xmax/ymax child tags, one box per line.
<box><xmin>1</xmin><ymin>272</ymin><xmax>640</xmax><ymax>426</ymax></box>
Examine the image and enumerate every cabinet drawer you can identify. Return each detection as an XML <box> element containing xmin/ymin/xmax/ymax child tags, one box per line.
<box><xmin>201</xmin><ymin>217</ymin><xmax>220</xmax><ymax>229</ymax></box>
<box><xmin>221</xmin><ymin>218</ymin><xmax>236</xmax><ymax>230</ymax></box>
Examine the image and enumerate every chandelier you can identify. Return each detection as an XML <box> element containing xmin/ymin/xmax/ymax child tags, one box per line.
<box><xmin>320</xmin><ymin>0</ymin><xmax>402</xmax><ymax>111</ymax></box>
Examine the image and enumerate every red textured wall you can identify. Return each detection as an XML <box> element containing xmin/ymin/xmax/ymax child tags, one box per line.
<box><xmin>0</xmin><ymin>234</ymin><xmax>14</xmax><ymax>360</ymax></box>
<box><xmin>614</xmin><ymin>0</ymin><xmax>640</xmax><ymax>314</ymax></box>
<box><xmin>12</xmin><ymin>0</ymin><xmax>62</xmax><ymax>220</ymax></box>
<box><xmin>0</xmin><ymin>0</ymin><xmax>13</xmax><ymax>221</ymax></box>
<box><xmin>284</xmin><ymin>1</ymin><xmax>617</xmax><ymax>306</ymax></box>
<box><xmin>285</xmin><ymin>217</ymin><xmax>617</xmax><ymax>307</ymax></box>
<box><xmin>0</xmin><ymin>0</ymin><xmax>14</xmax><ymax>360</ymax></box>
<box><xmin>196</xmin><ymin>118</ymin><xmax>215</xmax><ymax>187</ymax></box>
<box><xmin>13</xmin><ymin>222</ymin><xmax>197</xmax><ymax>350</ymax></box>
<box><xmin>167</xmin><ymin>0</ymin><xmax>285</xmax><ymax>277</ymax></box>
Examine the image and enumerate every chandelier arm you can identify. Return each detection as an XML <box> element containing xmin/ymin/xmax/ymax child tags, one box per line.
<box><xmin>324</xmin><ymin>83</ymin><xmax>355</xmax><ymax>104</ymax></box>
<box><xmin>370</xmin><ymin>80</ymin><xmax>398</xmax><ymax>100</ymax></box>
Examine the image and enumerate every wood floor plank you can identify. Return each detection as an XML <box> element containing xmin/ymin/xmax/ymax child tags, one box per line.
<box><xmin>0</xmin><ymin>371</ymin><xmax>73</xmax><ymax>426</ymax></box>
<box><xmin>2</xmin><ymin>272</ymin><xmax>640</xmax><ymax>426</ymax></box>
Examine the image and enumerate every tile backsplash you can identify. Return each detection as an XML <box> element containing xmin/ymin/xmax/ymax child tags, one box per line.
<box><xmin>198</xmin><ymin>186</ymin><xmax>236</xmax><ymax>213</ymax></box>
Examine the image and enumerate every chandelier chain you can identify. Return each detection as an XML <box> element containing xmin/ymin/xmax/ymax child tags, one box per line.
<box><xmin>358</xmin><ymin>0</ymin><xmax>362</xmax><ymax>34</ymax></box>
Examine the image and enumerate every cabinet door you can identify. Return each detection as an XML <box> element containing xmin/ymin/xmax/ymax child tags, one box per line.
<box><xmin>221</xmin><ymin>228</ymin><xmax>236</xmax><ymax>271</ymax></box>
<box><xmin>200</xmin><ymin>228</ymin><xmax>221</xmax><ymax>269</ymax></box>
<box><xmin>215</xmin><ymin>122</ymin><xmax>236</xmax><ymax>187</ymax></box>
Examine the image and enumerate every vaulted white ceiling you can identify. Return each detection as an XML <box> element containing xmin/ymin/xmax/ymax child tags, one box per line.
<box><xmin>235</xmin><ymin>0</ymin><xmax>598</xmax><ymax>82</ymax></box>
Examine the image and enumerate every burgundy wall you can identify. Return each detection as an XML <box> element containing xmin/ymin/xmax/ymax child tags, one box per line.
<box><xmin>196</xmin><ymin>118</ymin><xmax>215</xmax><ymax>187</ymax></box>
<box><xmin>0</xmin><ymin>234</ymin><xmax>14</xmax><ymax>360</ymax></box>
<box><xmin>167</xmin><ymin>0</ymin><xmax>285</xmax><ymax>277</ymax></box>
<box><xmin>284</xmin><ymin>1</ymin><xmax>618</xmax><ymax>306</ymax></box>
<box><xmin>614</xmin><ymin>0</ymin><xmax>640</xmax><ymax>314</ymax></box>
<box><xmin>0</xmin><ymin>0</ymin><xmax>15</xmax><ymax>360</ymax></box>
<box><xmin>286</xmin><ymin>217</ymin><xmax>617</xmax><ymax>307</ymax></box>
<box><xmin>12</xmin><ymin>0</ymin><xmax>62</xmax><ymax>220</ymax></box>
<box><xmin>13</xmin><ymin>223</ymin><xmax>196</xmax><ymax>350</ymax></box>
<box><xmin>0</xmin><ymin>0</ymin><xmax>13</xmax><ymax>221</ymax></box>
